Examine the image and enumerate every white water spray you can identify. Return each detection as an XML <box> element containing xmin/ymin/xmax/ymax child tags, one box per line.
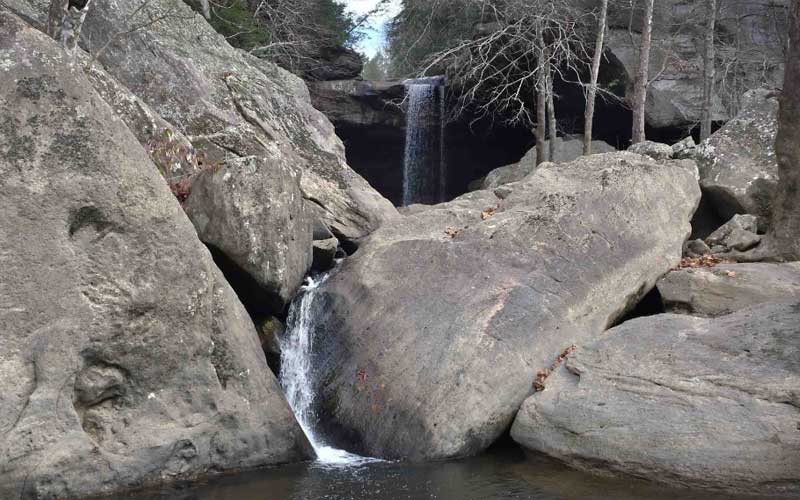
<box><xmin>279</xmin><ymin>275</ymin><xmax>380</xmax><ymax>466</ymax></box>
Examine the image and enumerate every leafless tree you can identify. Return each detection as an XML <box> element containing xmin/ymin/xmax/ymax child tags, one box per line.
<box><xmin>419</xmin><ymin>0</ymin><xmax>587</xmax><ymax>163</ymax></box>
<box><xmin>631</xmin><ymin>0</ymin><xmax>655</xmax><ymax>144</ymax></box>
<box><xmin>700</xmin><ymin>0</ymin><xmax>718</xmax><ymax>141</ymax></box>
<box><xmin>583</xmin><ymin>0</ymin><xmax>608</xmax><ymax>155</ymax></box>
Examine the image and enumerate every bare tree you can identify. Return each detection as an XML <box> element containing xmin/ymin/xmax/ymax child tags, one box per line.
<box><xmin>583</xmin><ymin>0</ymin><xmax>608</xmax><ymax>155</ymax></box>
<box><xmin>419</xmin><ymin>0</ymin><xmax>586</xmax><ymax>163</ymax></box>
<box><xmin>631</xmin><ymin>0</ymin><xmax>655</xmax><ymax>144</ymax></box>
<box><xmin>700</xmin><ymin>0</ymin><xmax>718</xmax><ymax>141</ymax></box>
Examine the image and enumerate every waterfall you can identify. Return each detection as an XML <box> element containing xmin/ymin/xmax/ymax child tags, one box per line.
<box><xmin>279</xmin><ymin>274</ymin><xmax>379</xmax><ymax>466</ymax></box>
<box><xmin>403</xmin><ymin>77</ymin><xmax>447</xmax><ymax>206</ymax></box>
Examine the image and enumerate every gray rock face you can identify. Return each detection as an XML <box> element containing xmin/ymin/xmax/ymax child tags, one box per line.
<box><xmin>696</xmin><ymin>89</ymin><xmax>779</xmax><ymax>223</ymax></box>
<box><xmin>2</xmin><ymin>0</ymin><xmax>397</xmax><ymax>242</ymax></box>
<box><xmin>81</xmin><ymin>60</ymin><xmax>199</xmax><ymax>180</ymax></box>
<box><xmin>627</xmin><ymin>141</ymin><xmax>673</xmax><ymax>161</ymax></box>
<box><xmin>0</xmin><ymin>11</ymin><xmax>311</xmax><ymax>500</ymax></box>
<box><xmin>481</xmin><ymin>138</ymin><xmax>616</xmax><ymax>189</ymax></box>
<box><xmin>511</xmin><ymin>302</ymin><xmax>800</xmax><ymax>496</ymax></box>
<box><xmin>185</xmin><ymin>156</ymin><xmax>313</xmax><ymax>313</ymax></box>
<box><xmin>306</xmin><ymin>152</ymin><xmax>700</xmax><ymax>460</ymax></box>
<box><xmin>606</xmin><ymin>30</ymin><xmax>729</xmax><ymax>129</ymax></box>
<box><xmin>658</xmin><ymin>263</ymin><xmax>800</xmax><ymax>317</ymax></box>
<box><xmin>603</xmin><ymin>0</ymin><xmax>785</xmax><ymax>129</ymax></box>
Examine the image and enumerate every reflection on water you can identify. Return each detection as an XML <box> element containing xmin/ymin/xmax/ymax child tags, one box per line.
<box><xmin>109</xmin><ymin>445</ymin><xmax>763</xmax><ymax>500</ymax></box>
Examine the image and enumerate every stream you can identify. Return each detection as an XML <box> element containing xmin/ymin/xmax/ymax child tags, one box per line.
<box><xmin>106</xmin><ymin>444</ymin><xmax>759</xmax><ymax>500</ymax></box>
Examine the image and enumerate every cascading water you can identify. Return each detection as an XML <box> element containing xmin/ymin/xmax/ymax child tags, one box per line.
<box><xmin>402</xmin><ymin>77</ymin><xmax>447</xmax><ymax>206</ymax></box>
<box><xmin>278</xmin><ymin>274</ymin><xmax>379</xmax><ymax>466</ymax></box>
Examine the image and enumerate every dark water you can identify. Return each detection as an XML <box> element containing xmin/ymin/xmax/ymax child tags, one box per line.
<box><xmin>110</xmin><ymin>445</ymin><xmax>763</xmax><ymax>500</ymax></box>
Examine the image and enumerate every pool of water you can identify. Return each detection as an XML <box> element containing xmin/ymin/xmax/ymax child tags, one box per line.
<box><xmin>111</xmin><ymin>445</ymin><xmax>762</xmax><ymax>500</ymax></box>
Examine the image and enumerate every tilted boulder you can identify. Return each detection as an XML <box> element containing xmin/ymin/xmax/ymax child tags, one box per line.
<box><xmin>185</xmin><ymin>156</ymin><xmax>313</xmax><ymax>314</ymax></box>
<box><xmin>0</xmin><ymin>12</ymin><xmax>311</xmax><ymax>499</ymax></box>
<box><xmin>304</xmin><ymin>152</ymin><xmax>700</xmax><ymax>460</ymax></box>
<box><xmin>658</xmin><ymin>263</ymin><xmax>800</xmax><ymax>317</ymax></box>
<box><xmin>511</xmin><ymin>302</ymin><xmax>800</xmax><ymax>496</ymax></box>
<box><xmin>696</xmin><ymin>89</ymin><xmax>780</xmax><ymax>224</ymax></box>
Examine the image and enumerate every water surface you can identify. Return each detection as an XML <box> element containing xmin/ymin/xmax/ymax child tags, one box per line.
<box><xmin>112</xmin><ymin>445</ymin><xmax>762</xmax><ymax>500</ymax></box>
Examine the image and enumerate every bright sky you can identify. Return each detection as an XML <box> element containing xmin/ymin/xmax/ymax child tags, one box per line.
<box><xmin>339</xmin><ymin>0</ymin><xmax>402</xmax><ymax>58</ymax></box>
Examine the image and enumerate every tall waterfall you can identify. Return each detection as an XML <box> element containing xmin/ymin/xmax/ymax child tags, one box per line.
<box><xmin>278</xmin><ymin>275</ymin><xmax>378</xmax><ymax>466</ymax></box>
<box><xmin>403</xmin><ymin>77</ymin><xmax>447</xmax><ymax>206</ymax></box>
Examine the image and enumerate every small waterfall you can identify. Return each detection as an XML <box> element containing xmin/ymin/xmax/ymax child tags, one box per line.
<box><xmin>403</xmin><ymin>77</ymin><xmax>447</xmax><ymax>206</ymax></box>
<box><xmin>279</xmin><ymin>275</ymin><xmax>379</xmax><ymax>466</ymax></box>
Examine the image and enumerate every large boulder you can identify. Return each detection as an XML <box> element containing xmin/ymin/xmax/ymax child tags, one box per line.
<box><xmin>184</xmin><ymin>156</ymin><xmax>313</xmax><ymax>314</ymax></box>
<box><xmin>0</xmin><ymin>11</ymin><xmax>311</xmax><ymax>499</ymax></box>
<box><xmin>511</xmin><ymin>302</ymin><xmax>800</xmax><ymax>496</ymax></box>
<box><xmin>696</xmin><ymin>89</ymin><xmax>780</xmax><ymax>223</ymax></box>
<box><xmin>658</xmin><ymin>263</ymin><xmax>800</xmax><ymax>317</ymax></box>
<box><xmin>2</xmin><ymin>0</ymin><xmax>398</xmax><ymax>242</ymax></box>
<box><xmin>304</xmin><ymin>152</ymin><xmax>700</xmax><ymax>460</ymax></box>
<box><xmin>481</xmin><ymin>137</ymin><xmax>616</xmax><ymax>189</ymax></box>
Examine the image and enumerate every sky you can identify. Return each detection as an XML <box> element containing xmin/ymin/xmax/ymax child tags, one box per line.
<box><xmin>340</xmin><ymin>0</ymin><xmax>402</xmax><ymax>58</ymax></box>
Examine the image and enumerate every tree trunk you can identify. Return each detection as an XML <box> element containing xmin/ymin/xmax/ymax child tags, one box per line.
<box><xmin>700</xmin><ymin>0</ymin><xmax>717</xmax><ymax>142</ymax></box>
<box><xmin>546</xmin><ymin>61</ymin><xmax>557</xmax><ymax>162</ymax></box>
<box><xmin>47</xmin><ymin>0</ymin><xmax>68</xmax><ymax>39</ymax></box>
<box><xmin>584</xmin><ymin>0</ymin><xmax>608</xmax><ymax>155</ymax></box>
<box><xmin>631</xmin><ymin>0</ymin><xmax>655</xmax><ymax>145</ymax></box>
<box><xmin>535</xmin><ymin>25</ymin><xmax>548</xmax><ymax>165</ymax></box>
<box><xmin>536</xmin><ymin>79</ymin><xmax>547</xmax><ymax>165</ymax></box>
<box><xmin>768</xmin><ymin>0</ymin><xmax>800</xmax><ymax>260</ymax></box>
<box><xmin>47</xmin><ymin>0</ymin><xmax>93</xmax><ymax>53</ymax></box>
<box><xmin>61</xmin><ymin>0</ymin><xmax>93</xmax><ymax>53</ymax></box>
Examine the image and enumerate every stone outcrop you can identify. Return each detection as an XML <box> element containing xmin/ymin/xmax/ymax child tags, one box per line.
<box><xmin>696</xmin><ymin>89</ymin><xmax>780</xmax><ymax>224</ymax></box>
<box><xmin>308</xmin><ymin>80</ymin><xmax>406</xmax><ymax>129</ymax></box>
<box><xmin>658</xmin><ymin>263</ymin><xmax>800</xmax><ymax>317</ymax></box>
<box><xmin>0</xmin><ymin>11</ymin><xmax>312</xmax><ymax>499</ymax></box>
<box><xmin>2</xmin><ymin>0</ymin><xmax>398</xmax><ymax>242</ymax></box>
<box><xmin>303</xmin><ymin>152</ymin><xmax>700</xmax><ymax>460</ymax></box>
<box><xmin>185</xmin><ymin>156</ymin><xmax>313</xmax><ymax>314</ymax></box>
<box><xmin>511</xmin><ymin>302</ymin><xmax>800</xmax><ymax>496</ymax></box>
<box><xmin>301</xmin><ymin>46</ymin><xmax>364</xmax><ymax>82</ymax></box>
